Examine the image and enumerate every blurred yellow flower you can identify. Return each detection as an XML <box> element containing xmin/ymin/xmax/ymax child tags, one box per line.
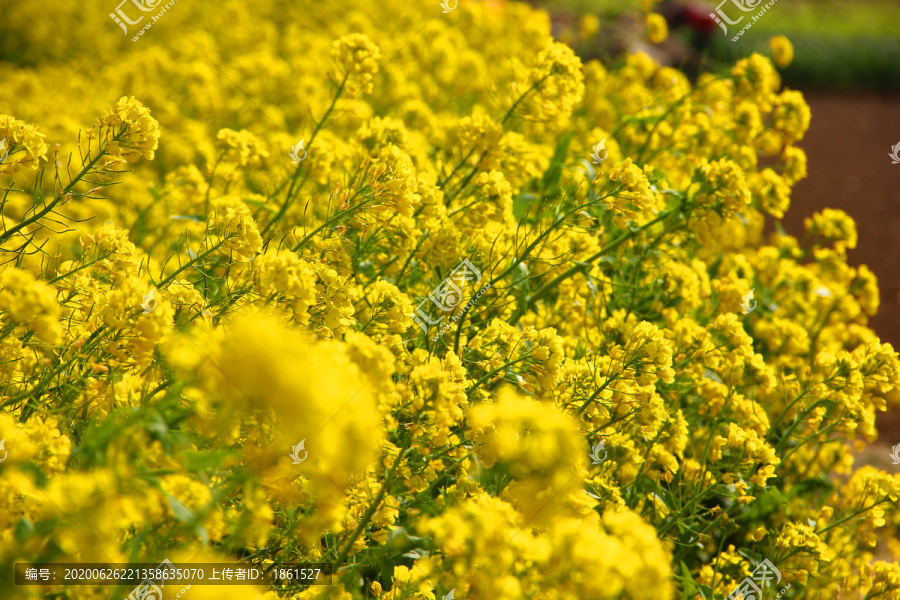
<box><xmin>332</xmin><ymin>33</ymin><xmax>382</xmax><ymax>95</ymax></box>
<box><xmin>769</xmin><ymin>35</ymin><xmax>794</xmax><ymax>68</ymax></box>
<box><xmin>646</xmin><ymin>13</ymin><xmax>668</xmax><ymax>44</ymax></box>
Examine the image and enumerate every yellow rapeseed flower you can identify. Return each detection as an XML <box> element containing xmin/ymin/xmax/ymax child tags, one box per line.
<box><xmin>646</xmin><ymin>13</ymin><xmax>668</xmax><ymax>44</ymax></box>
<box><xmin>769</xmin><ymin>35</ymin><xmax>794</xmax><ymax>68</ymax></box>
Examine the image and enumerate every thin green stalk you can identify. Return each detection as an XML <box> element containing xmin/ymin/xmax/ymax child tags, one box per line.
<box><xmin>154</xmin><ymin>240</ymin><xmax>225</xmax><ymax>288</ymax></box>
<box><xmin>438</xmin><ymin>76</ymin><xmax>547</xmax><ymax>196</ymax></box>
<box><xmin>815</xmin><ymin>502</ymin><xmax>881</xmax><ymax>537</ymax></box>
<box><xmin>290</xmin><ymin>198</ymin><xmax>373</xmax><ymax>253</ymax></box>
<box><xmin>263</xmin><ymin>76</ymin><xmax>349</xmax><ymax>236</ymax></box>
<box><xmin>46</xmin><ymin>255</ymin><xmax>109</xmax><ymax>284</ymax></box>
<box><xmin>0</xmin><ymin>142</ymin><xmax>115</xmax><ymax>245</ymax></box>
<box><xmin>332</xmin><ymin>440</ymin><xmax>411</xmax><ymax>571</ymax></box>
<box><xmin>465</xmin><ymin>355</ymin><xmax>533</xmax><ymax>397</ymax></box>
<box><xmin>508</xmin><ymin>208</ymin><xmax>675</xmax><ymax>325</ymax></box>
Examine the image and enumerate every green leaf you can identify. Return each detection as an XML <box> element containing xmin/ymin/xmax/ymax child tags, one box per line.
<box><xmin>194</xmin><ymin>522</ymin><xmax>209</xmax><ymax>545</ymax></box>
<box><xmin>654</xmin><ymin>486</ymin><xmax>678</xmax><ymax>512</ymax></box>
<box><xmin>167</xmin><ymin>494</ymin><xmax>196</xmax><ymax>524</ymax></box>
<box><xmin>182</xmin><ymin>450</ymin><xmax>232</xmax><ymax>473</ymax></box>
<box><xmin>146</xmin><ymin>412</ymin><xmax>171</xmax><ymax>444</ymax></box>
<box><xmin>678</xmin><ymin>561</ymin><xmax>699</xmax><ymax>599</ymax></box>
<box><xmin>15</xmin><ymin>462</ymin><xmax>49</xmax><ymax>488</ymax></box>
<box><xmin>244</xmin><ymin>199</ymin><xmax>278</xmax><ymax>214</ymax></box>
<box><xmin>512</xmin><ymin>193</ymin><xmax>539</xmax><ymax>219</ymax></box>
<box><xmin>768</xmin><ymin>486</ymin><xmax>790</xmax><ymax>507</ymax></box>
<box><xmin>739</xmin><ymin>547</ymin><xmax>764</xmax><ymax>567</ymax></box>
<box><xmin>540</xmin><ymin>131</ymin><xmax>575</xmax><ymax>198</ymax></box>
<box><xmin>14</xmin><ymin>517</ymin><xmax>35</xmax><ymax>543</ymax></box>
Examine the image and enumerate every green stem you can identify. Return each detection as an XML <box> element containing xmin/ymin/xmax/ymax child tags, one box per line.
<box><xmin>631</xmin><ymin>76</ymin><xmax>726</xmax><ymax>164</ymax></box>
<box><xmin>772</xmin><ymin>398</ymin><xmax>831</xmax><ymax>456</ymax></box>
<box><xmin>264</xmin><ymin>76</ymin><xmax>348</xmax><ymax>236</ymax></box>
<box><xmin>465</xmin><ymin>355</ymin><xmax>533</xmax><ymax>397</ymax></box>
<box><xmin>289</xmin><ymin>199</ymin><xmax>371</xmax><ymax>253</ymax></box>
<box><xmin>46</xmin><ymin>255</ymin><xmax>109</xmax><ymax>284</ymax></box>
<box><xmin>0</xmin><ymin>143</ymin><xmax>112</xmax><ymax>245</ymax></box>
<box><xmin>508</xmin><ymin>208</ymin><xmax>675</xmax><ymax>325</ymax></box>
<box><xmin>332</xmin><ymin>440</ymin><xmax>410</xmax><ymax>571</ymax></box>
<box><xmin>438</xmin><ymin>76</ymin><xmax>547</xmax><ymax>196</ymax></box>
<box><xmin>576</xmin><ymin>373</ymin><xmax>621</xmax><ymax>416</ymax></box>
<box><xmin>155</xmin><ymin>240</ymin><xmax>225</xmax><ymax>288</ymax></box>
<box><xmin>815</xmin><ymin>502</ymin><xmax>881</xmax><ymax>536</ymax></box>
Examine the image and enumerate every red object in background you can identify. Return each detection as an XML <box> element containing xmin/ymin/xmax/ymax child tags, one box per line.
<box><xmin>657</xmin><ymin>1</ymin><xmax>718</xmax><ymax>35</ymax></box>
<box><xmin>681</xmin><ymin>5</ymin><xmax>718</xmax><ymax>34</ymax></box>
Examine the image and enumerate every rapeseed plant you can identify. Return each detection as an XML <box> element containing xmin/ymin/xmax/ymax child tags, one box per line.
<box><xmin>1</xmin><ymin>1</ymin><xmax>898</xmax><ymax>599</ymax></box>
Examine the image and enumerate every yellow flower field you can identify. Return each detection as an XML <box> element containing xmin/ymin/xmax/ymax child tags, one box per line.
<box><xmin>1</xmin><ymin>0</ymin><xmax>899</xmax><ymax>598</ymax></box>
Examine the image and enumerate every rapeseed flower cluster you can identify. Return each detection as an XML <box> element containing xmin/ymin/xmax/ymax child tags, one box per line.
<box><xmin>1</xmin><ymin>1</ymin><xmax>899</xmax><ymax>599</ymax></box>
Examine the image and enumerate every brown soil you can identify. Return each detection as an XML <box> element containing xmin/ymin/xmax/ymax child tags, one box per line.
<box><xmin>784</xmin><ymin>91</ymin><xmax>900</xmax><ymax>440</ymax></box>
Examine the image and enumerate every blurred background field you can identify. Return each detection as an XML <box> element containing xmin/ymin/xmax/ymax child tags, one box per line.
<box><xmin>536</xmin><ymin>0</ymin><xmax>900</xmax><ymax>92</ymax></box>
